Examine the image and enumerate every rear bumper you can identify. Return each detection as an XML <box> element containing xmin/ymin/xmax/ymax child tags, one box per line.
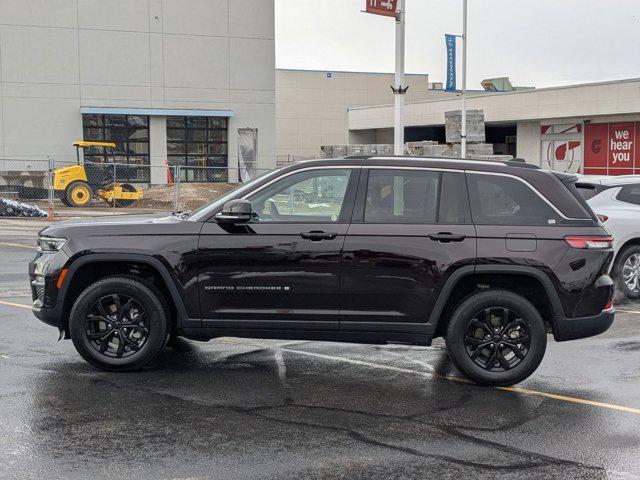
<box><xmin>553</xmin><ymin>307</ymin><xmax>615</xmax><ymax>342</ymax></box>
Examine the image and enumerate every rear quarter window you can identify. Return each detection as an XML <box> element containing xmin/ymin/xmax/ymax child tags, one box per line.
<box><xmin>467</xmin><ymin>173</ymin><xmax>561</xmax><ymax>226</ymax></box>
<box><xmin>616</xmin><ymin>185</ymin><xmax>640</xmax><ymax>206</ymax></box>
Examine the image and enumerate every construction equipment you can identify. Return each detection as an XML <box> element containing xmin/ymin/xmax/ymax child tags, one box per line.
<box><xmin>53</xmin><ymin>142</ymin><xmax>143</xmax><ymax>207</ymax></box>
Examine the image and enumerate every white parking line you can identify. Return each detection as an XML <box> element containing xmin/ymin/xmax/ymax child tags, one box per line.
<box><xmin>617</xmin><ymin>309</ymin><xmax>640</xmax><ymax>315</ymax></box>
<box><xmin>0</xmin><ymin>241</ymin><xmax>36</xmax><ymax>250</ymax></box>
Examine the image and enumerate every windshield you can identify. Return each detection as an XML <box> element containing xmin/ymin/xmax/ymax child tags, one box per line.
<box><xmin>187</xmin><ymin>168</ymin><xmax>283</xmax><ymax>221</ymax></box>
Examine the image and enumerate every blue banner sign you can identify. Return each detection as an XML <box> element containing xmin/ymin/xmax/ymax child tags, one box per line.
<box><xmin>445</xmin><ymin>34</ymin><xmax>457</xmax><ymax>92</ymax></box>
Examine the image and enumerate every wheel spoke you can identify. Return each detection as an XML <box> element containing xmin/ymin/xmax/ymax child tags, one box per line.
<box><xmin>470</xmin><ymin>319</ymin><xmax>492</xmax><ymax>335</ymax></box>
<box><xmin>96</xmin><ymin>300</ymin><xmax>111</xmax><ymax>320</ymax></box>
<box><xmin>496</xmin><ymin>349</ymin><xmax>511</xmax><ymax>370</ymax></box>
<box><xmin>87</xmin><ymin>330</ymin><xmax>113</xmax><ymax>341</ymax></box>
<box><xmin>115</xmin><ymin>332</ymin><xmax>125</xmax><ymax>358</ymax></box>
<box><xmin>122</xmin><ymin>324</ymin><xmax>149</xmax><ymax>335</ymax></box>
<box><xmin>121</xmin><ymin>334</ymin><xmax>141</xmax><ymax>351</ymax></box>
<box><xmin>500</xmin><ymin>308</ymin><xmax>509</xmax><ymax>332</ymax></box>
<box><xmin>86</xmin><ymin>314</ymin><xmax>113</xmax><ymax>325</ymax></box>
<box><xmin>502</xmin><ymin>341</ymin><xmax>526</xmax><ymax>359</ymax></box>
<box><xmin>465</xmin><ymin>335</ymin><xmax>487</xmax><ymax>345</ymax></box>
<box><xmin>470</xmin><ymin>342</ymin><xmax>492</xmax><ymax>359</ymax></box>
<box><xmin>112</xmin><ymin>294</ymin><xmax>122</xmax><ymax>317</ymax></box>
<box><xmin>485</xmin><ymin>346</ymin><xmax>499</xmax><ymax>368</ymax></box>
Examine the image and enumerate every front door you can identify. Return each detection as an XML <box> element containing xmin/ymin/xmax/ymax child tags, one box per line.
<box><xmin>198</xmin><ymin>167</ymin><xmax>359</xmax><ymax>330</ymax></box>
<box><xmin>340</xmin><ymin>168</ymin><xmax>477</xmax><ymax>334</ymax></box>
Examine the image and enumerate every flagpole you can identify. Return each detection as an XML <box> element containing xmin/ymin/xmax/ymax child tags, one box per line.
<box><xmin>461</xmin><ymin>0</ymin><xmax>467</xmax><ymax>158</ymax></box>
<box><xmin>393</xmin><ymin>0</ymin><xmax>406</xmax><ymax>156</ymax></box>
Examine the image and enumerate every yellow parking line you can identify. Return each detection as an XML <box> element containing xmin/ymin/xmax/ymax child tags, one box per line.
<box><xmin>0</xmin><ymin>241</ymin><xmax>36</xmax><ymax>250</ymax></box>
<box><xmin>496</xmin><ymin>386</ymin><xmax>640</xmax><ymax>414</ymax></box>
<box><xmin>617</xmin><ymin>309</ymin><xmax>640</xmax><ymax>315</ymax></box>
<box><xmin>280</xmin><ymin>347</ymin><xmax>640</xmax><ymax>416</ymax></box>
<box><xmin>0</xmin><ymin>300</ymin><xmax>31</xmax><ymax>309</ymax></box>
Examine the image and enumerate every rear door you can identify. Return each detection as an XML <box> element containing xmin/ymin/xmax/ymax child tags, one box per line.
<box><xmin>340</xmin><ymin>167</ymin><xmax>476</xmax><ymax>333</ymax></box>
<box><xmin>466</xmin><ymin>171</ymin><xmax>567</xmax><ymax>260</ymax></box>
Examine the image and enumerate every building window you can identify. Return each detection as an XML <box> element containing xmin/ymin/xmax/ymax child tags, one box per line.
<box><xmin>167</xmin><ymin>116</ymin><xmax>228</xmax><ymax>182</ymax></box>
<box><xmin>82</xmin><ymin>114</ymin><xmax>150</xmax><ymax>166</ymax></box>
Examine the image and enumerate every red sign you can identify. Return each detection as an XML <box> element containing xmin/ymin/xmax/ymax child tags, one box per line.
<box><xmin>608</xmin><ymin>123</ymin><xmax>635</xmax><ymax>175</ymax></box>
<box><xmin>584</xmin><ymin>122</ymin><xmax>639</xmax><ymax>175</ymax></box>
<box><xmin>365</xmin><ymin>0</ymin><xmax>397</xmax><ymax>17</ymax></box>
<box><xmin>584</xmin><ymin>123</ymin><xmax>608</xmax><ymax>175</ymax></box>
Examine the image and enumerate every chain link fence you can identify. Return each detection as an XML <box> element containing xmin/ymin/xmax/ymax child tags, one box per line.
<box><xmin>0</xmin><ymin>158</ymin><xmax>273</xmax><ymax>219</ymax></box>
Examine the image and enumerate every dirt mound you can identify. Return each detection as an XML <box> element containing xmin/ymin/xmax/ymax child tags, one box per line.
<box><xmin>139</xmin><ymin>183</ymin><xmax>236</xmax><ymax>210</ymax></box>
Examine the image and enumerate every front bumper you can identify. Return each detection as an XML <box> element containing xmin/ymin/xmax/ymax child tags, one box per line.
<box><xmin>553</xmin><ymin>306</ymin><xmax>615</xmax><ymax>342</ymax></box>
<box><xmin>29</xmin><ymin>247</ymin><xmax>69</xmax><ymax>329</ymax></box>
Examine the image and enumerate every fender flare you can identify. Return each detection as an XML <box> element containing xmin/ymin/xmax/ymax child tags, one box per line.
<box><xmin>59</xmin><ymin>253</ymin><xmax>189</xmax><ymax>321</ymax></box>
<box><xmin>428</xmin><ymin>265</ymin><xmax>565</xmax><ymax>328</ymax></box>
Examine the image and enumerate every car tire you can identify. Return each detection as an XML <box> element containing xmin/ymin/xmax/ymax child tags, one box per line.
<box><xmin>69</xmin><ymin>276</ymin><xmax>169</xmax><ymax>371</ymax></box>
<box><xmin>613</xmin><ymin>245</ymin><xmax>640</xmax><ymax>300</ymax></box>
<box><xmin>445</xmin><ymin>290</ymin><xmax>547</xmax><ymax>386</ymax></box>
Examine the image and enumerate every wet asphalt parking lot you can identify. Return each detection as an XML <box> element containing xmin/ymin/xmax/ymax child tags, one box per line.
<box><xmin>0</xmin><ymin>219</ymin><xmax>639</xmax><ymax>479</ymax></box>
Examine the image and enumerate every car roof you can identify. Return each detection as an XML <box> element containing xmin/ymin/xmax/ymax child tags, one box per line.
<box><xmin>285</xmin><ymin>155</ymin><xmax>541</xmax><ymax>173</ymax></box>
<box><xmin>577</xmin><ymin>174</ymin><xmax>640</xmax><ymax>186</ymax></box>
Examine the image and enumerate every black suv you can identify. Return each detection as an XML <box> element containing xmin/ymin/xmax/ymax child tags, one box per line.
<box><xmin>30</xmin><ymin>157</ymin><xmax>615</xmax><ymax>386</ymax></box>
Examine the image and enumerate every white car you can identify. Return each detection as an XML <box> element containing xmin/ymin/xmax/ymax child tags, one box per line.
<box><xmin>577</xmin><ymin>175</ymin><xmax>640</xmax><ymax>299</ymax></box>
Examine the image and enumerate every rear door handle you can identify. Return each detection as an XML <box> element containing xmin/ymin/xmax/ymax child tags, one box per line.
<box><xmin>300</xmin><ymin>231</ymin><xmax>338</xmax><ymax>241</ymax></box>
<box><xmin>428</xmin><ymin>232</ymin><xmax>466</xmax><ymax>243</ymax></box>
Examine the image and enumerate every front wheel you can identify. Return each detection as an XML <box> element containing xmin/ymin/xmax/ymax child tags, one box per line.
<box><xmin>69</xmin><ymin>276</ymin><xmax>169</xmax><ymax>371</ymax></box>
<box><xmin>614</xmin><ymin>245</ymin><xmax>640</xmax><ymax>300</ymax></box>
<box><xmin>446</xmin><ymin>290</ymin><xmax>547</xmax><ymax>386</ymax></box>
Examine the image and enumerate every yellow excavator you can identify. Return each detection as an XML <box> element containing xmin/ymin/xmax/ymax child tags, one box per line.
<box><xmin>53</xmin><ymin>141</ymin><xmax>143</xmax><ymax>207</ymax></box>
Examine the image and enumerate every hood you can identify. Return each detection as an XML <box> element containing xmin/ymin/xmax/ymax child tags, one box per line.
<box><xmin>37</xmin><ymin>213</ymin><xmax>184</xmax><ymax>238</ymax></box>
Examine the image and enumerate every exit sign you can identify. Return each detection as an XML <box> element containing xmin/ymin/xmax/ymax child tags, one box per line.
<box><xmin>365</xmin><ymin>0</ymin><xmax>397</xmax><ymax>17</ymax></box>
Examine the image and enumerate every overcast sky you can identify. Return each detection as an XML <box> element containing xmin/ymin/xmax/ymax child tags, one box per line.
<box><xmin>275</xmin><ymin>0</ymin><xmax>640</xmax><ymax>89</ymax></box>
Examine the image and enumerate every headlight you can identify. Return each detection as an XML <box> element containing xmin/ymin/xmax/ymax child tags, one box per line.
<box><xmin>37</xmin><ymin>237</ymin><xmax>67</xmax><ymax>252</ymax></box>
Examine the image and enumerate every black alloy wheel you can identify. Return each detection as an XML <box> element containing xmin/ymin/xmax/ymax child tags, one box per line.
<box><xmin>69</xmin><ymin>276</ymin><xmax>169</xmax><ymax>371</ymax></box>
<box><xmin>464</xmin><ymin>307</ymin><xmax>531</xmax><ymax>372</ymax></box>
<box><xmin>85</xmin><ymin>294</ymin><xmax>150</xmax><ymax>358</ymax></box>
<box><xmin>446</xmin><ymin>290</ymin><xmax>546</xmax><ymax>386</ymax></box>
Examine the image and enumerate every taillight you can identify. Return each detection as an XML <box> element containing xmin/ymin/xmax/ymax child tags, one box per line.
<box><xmin>596</xmin><ymin>214</ymin><xmax>608</xmax><ymax>222</ymax></box>
<box><xmin>604</xmin><ymin>301</ymin><xmax>613</xmax><ymax>310</ymax></box>
<box><xmin>564</xmin><ymin>236</ymin><xmax>613</xmax><ymax>249</ymax></box>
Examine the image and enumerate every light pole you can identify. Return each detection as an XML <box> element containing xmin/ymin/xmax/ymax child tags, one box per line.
<box><xmin>393</xmin><ymin>0</ymin><xmax>406</xmax><ymax>156</ymax></box>
<box><xmin>460</xmin><ymin>0</ymin><xmax>468</xmax><ymax>158</ymax></box>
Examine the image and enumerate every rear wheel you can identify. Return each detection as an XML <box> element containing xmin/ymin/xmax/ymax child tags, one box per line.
<box><xmin>69</xmin><ymin>276</ymin><xmax>168</xmax><ymax>371</ymax></box>
<box><xmin>446</xmin><ymin>290</ymin><xmax>547</xmax><ymax>386</ymax></box>
<box><xmin>114</xmin><ymin>183</ymin><xmax>138</xmax><ymax>208</ymax></box>
<box><xmin>614</xmin><ymin>245</ymin><xmax>640</xmax><ymax>299</ymax></box>
<box><xmin>65</xmin><ymin>181</ymin><xmax>93</xmax><ymax>207</ymax></box>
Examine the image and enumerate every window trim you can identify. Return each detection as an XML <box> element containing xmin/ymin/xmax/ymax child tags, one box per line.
<box><xmin>241</xmin><ymin>166</ymin><xmax>361</xmax><ymax>224</ymax></box>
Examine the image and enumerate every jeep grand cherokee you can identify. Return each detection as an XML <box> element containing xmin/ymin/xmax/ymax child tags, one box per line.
<box><xmin>29</xmin><ymin>157</ymin><xmax>615</xmax><ymax>386</ymax></box>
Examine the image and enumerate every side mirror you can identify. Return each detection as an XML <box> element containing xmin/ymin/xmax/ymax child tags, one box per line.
<box><xmin>215</xmin><ymin>199</ymin><xmax>252</xmax><ymax>224</ymax></box>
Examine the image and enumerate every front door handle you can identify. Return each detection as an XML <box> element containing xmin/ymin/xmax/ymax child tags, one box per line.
<box><xmin>300</xmin><ymin>231</ymin><xmax>338</xmax><ymax>241</ymax></box>
<box><xmin>428</xmin><ymin>232</ymin><xmax>466</xmax><ymax>243</ymax></box>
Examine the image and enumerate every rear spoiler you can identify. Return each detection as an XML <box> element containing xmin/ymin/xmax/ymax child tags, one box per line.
<box><xmin>553</xmin><ymin>172</ymin><xmax>599</xmax><ymax>222</ymax></box>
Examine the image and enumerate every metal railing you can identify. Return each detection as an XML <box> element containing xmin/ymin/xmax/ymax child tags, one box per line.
<box><xmin>0</xmin><ymin>158</ymin><xmax>273</xmax><ymax>220</ymax></box>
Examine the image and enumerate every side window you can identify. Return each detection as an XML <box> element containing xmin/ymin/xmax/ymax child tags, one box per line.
<box><xmin>467</xmin><ymin>174</ymin><xmax>561</xmax><ymax>226</ymax></box>
<box><xmin>246</xmin><ymin>168</ymin><xmax>352</xmax><ymax>223</ymax></box>
<box><xmin>364</xmin><ymin>170</ymin><xmax>467</xmax><ymax>224</ymax></box>
<box><xmin>616</xmin><ymin>185</ymin><xmax>640</xmax><ymax>206</ymax></box>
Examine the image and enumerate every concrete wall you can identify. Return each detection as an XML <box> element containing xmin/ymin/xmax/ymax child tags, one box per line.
<box><xmin>516</xmin><ymin>121</ymin><xmax>541</xmax><ymax>165</ymax></box>
<box><xmin>276</xmin><ymin>70</ymin><xmax>453</xmax><ymax>163</ymax></box>
<box><xmin>0</xmin><ymin>0</ymin><xmax>276</xmax><ymax>172</ymax></box>
<box><xmin>348</xmin><ymin>79</ymin><xmax>640</xmax><ymax>131</ymax></box>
